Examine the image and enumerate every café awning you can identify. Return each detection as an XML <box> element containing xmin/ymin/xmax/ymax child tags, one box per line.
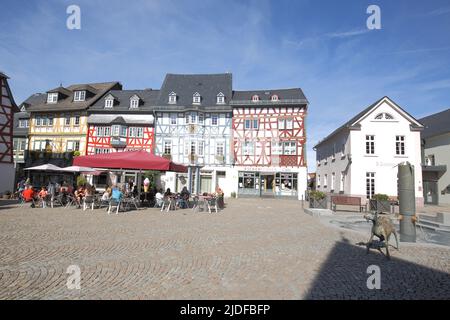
<box><xmin>73</xmin><ymin>150</ymin><xmax>187</xmax><ymax>172</ymax></box>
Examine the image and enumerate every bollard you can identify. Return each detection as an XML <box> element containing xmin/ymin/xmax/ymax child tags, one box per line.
<box><xmin>398</xmin><ymin>162</ymin><xmax>416</xmax><ymax>242</ymax></box>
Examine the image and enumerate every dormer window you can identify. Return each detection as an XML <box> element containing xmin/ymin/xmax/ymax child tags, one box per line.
<box><xmin>130</xmin><ymin>95</ymin><xmax>140</xmax><ymax>109</ymax></box>
<box><xmin>47</xmin><ymin>93</ymin><xmax>58</xmax><ymax>103</ymax></box>
<box><xmin>105</xmin><ymin>98</ymin><xmax>114</xmax><ymax>108</ymax></box>
<box><xmin>169</xmin><ymin>92</ymin><xmax>177</xmax><ymax>104</ymax></box>
<box><xmin>193</xmin><ymin>92</ymin><xmax>201</xmax><ymax>104</ymax></box>
<box><xmin>74</xmin><ymin>90</ymin><xmax>86</xmax><ymax>102</ymax></box>
<box><xmin>217</xmin><ymin>92</ymin><xmax>225</xmax><ymax>104</ymax></box>
<box><xmin>252</xmin><ymin>95</ymin><xmax>260</xmax><ymax>102</ymax></box>
<box><xmin>271</xmin><ymin>95</ymin><xmax>279</xmax><ymax>101</ymax></box>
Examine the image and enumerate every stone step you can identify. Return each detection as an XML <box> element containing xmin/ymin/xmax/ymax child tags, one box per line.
<box><xmin>416</xmin><ymin>220</ymin><xmax>450</xmax><ymax>232</ymax></box>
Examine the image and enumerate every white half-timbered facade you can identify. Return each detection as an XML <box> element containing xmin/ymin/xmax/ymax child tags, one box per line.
<box><xmin>231</xmin><ymin>90</ymin><xmax>309</xmax><ymax>199</ymax></box>
<box><xmin>0</xmin><ymin>72</ymin><xmax>18</xmax><ymax>194</ymax></box>
<box><xmin>154</xmin><ymin>74</ymin><xmax>234</xmax><ymax>196</ymax></box>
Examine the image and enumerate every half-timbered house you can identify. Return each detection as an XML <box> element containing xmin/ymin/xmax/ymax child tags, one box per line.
<box><xmin>154</xmin><ymin>74</ymin><xmax>234</xmax><ymax>195</ymax></box>
<box><xmin>25</xmin><ymin>82</ymin><xmax>121</xmax><ymax>173</ymax></box>
<box><xmin>0</xmin><ymin>72</ymin><xmax>19</xmax><ymax>194</ymax></box>
<box><xmin>231</xmin><ymin>89</ymin><xmax>308</xmax><ymax>199</ymax></box>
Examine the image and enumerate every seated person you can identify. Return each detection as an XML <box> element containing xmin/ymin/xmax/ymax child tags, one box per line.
<box><xmin>178</xmin><ymin>187</ymin><xmax>190</xmax><ymax>208</ymax></box>
<box><xmin>155</xmin><ymin>189</ymin><xmax>164</xmax><ymax>206</ymax></box>
<box><xmin>102</xmin><ymin>187</ymin><xmax>111</xmax><ymax>201</ymax></box>
<box><xmin>74</xmin><ymin>186</ymin><xmax>85</xmax><ymax>206</ymax></box>
<box><xmin>111</xmin><ymin>185</ymin><xmax>123</xmax><ymax>202</ymax></box>
<box><xmin>164</xmin><ymin>188</ymin><xmax>172</xmax><ymax>197</ymax></box>
<box><xmin>22</xmin><ymin>186</ymin><xmax>35</xmax><ymax>202</ymax></box>
<box><xmin>38</xmin><ymin>187</ymin><xmax>49</xmax><ymax>208</ymax></box>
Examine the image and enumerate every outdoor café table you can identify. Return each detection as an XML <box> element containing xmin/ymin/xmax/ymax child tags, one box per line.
<box><xmin>122</xmin><ymin>196</ymin><xmax>139</xmax><ymax>211</ymax></box>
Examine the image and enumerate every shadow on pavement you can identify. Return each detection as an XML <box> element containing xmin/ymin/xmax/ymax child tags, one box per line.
<box><xmin>304</xmin><ymin>236</ymin><xmax>450</xmax><ymax>299</ymax></box>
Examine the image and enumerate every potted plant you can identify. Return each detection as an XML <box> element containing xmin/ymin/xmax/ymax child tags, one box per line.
<box><xmin>369</xmin><ymin>193</ymin><xmax>391</xmax><ymax>213</ymax></box>
<box><xmin>77</xmin><ymin>174</ymin><xmax>87</xmax><ymax>188</ymax></box>
<box><xmin>309</xmin><ymin>190</ymin><xmax>328</xmax><ymax>209</ymax></box>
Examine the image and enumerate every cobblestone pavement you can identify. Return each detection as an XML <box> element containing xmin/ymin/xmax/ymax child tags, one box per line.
<box><xmin>0</xmin><ymin>198</ymin><xmax>449</xmax><ymax>299</ymax></box>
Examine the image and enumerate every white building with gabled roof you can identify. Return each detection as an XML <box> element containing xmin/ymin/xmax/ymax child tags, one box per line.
<box><xmin>314</xmin><ymin>96</ymin><xmax>424</xmax><ymax>207</ymax></box>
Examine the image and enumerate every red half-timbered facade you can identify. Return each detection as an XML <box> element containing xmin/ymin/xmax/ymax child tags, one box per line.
<box><xmin>86</xmin><ymin>89</ymin><xmax>157</xmax><ymax>155</ymax></box>
<box><xmin>86</xmin><ymin>124</ymin><xmax>154</xmax><ymax>155</ymax></box>
<box><xmin>0</xmin><ymin>72</ymin><xmax>19</xmax><ymax>193</ymax></box>
<box><xmin>232</xmin><ymin>106</ymin><xmax>306</xmax><ymax>167</ymax></box>
<box><xmin>230</xmin><ymin>89</ymin><xmax>309</xmax><ymax>199</ymax></box>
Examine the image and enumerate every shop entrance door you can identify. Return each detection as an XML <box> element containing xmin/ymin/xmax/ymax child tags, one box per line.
<box><xmin>260</xmin><ymin>174</ymin><xmax>275</xmax><ymax>197</ymax></box>
<box><xmin>423</xmin><ymin>180</ymin><xmax>438</xmax><ymax>205</ymax></box>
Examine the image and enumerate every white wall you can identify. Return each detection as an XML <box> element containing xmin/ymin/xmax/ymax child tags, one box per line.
<box><xmin>350</xmin><ymin>101</ymin><xmax>423</xmax><ymax>205</ymax></box>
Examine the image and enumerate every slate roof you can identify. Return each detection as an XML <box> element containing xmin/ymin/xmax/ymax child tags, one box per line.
<box><xmin>90</xmin><ymin>89</ymin><xmax>159</xmax><ymax>113</ymax></box>
<box><xmin>26</xmin><ymin>82</ymin><xmax>122</xmax><ymax>112</ymax></box>
<box><xmin>154</xmin><ymin>73</ymin><xmax>233</xmax><ymax>111</ymax></box>
<box><xmin>231</xmin><ymin>88</ymin><xmax>308</xmax><ymax>104</ymax></box>
<box><xmin>314</xmin><ymin>96</ymin><xmax>423</xmax><ymax>149</ymax></box>
<box><xmin>419</xmin><ymin>108</ymin><xmax>450</xmax><ymax>139</ymax></box>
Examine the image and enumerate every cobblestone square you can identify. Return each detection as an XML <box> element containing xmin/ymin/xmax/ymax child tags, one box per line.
<box><xmin>0</xmin><ymin>199</ymin><xmax>449</xmax><ymax>299</ymax></box>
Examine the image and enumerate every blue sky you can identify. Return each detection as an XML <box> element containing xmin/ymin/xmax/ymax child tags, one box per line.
<box><xmin>1</xmin><ymin>0</ymin><xmax>449</xmax><ymax>171</ymax></box>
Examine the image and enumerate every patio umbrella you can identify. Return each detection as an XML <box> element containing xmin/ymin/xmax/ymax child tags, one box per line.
<box><xmin>60</xmin><ymin>166</ymin><xmax>99</xmax><ymax>173</ymax></box>
<box><xmin>24</xmin><ymin>164</ymin><xmax>63</xmax><ymax>171</ymax></box>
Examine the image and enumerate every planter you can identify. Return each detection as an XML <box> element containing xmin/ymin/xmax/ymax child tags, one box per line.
<box><xmin>309</xmin><ymin>198</ymin><xmax>328</xmax><ymax>209</ymax></box>
<box><xmin>369</xmin><ymin>199</ymin><xmax>391</xmax><ymax>213</ymax></box>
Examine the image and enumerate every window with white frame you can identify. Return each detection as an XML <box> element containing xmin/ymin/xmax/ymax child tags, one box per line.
<box><xmin>129</xmin><ymin>127</ymin><xmax>137</xmax><ymax>137</ymax></box>
<box><xmin>74</xmin><ymin>91</ymin><xmax>86</xmax><ymax>102</ymax></box>
<box><xmin>271</xmin><ymin>95</ymin><xmax>279</xmax><ymax>101</ymax></box>
<box><xmin>164</xmin><ymin>141</ymin><xmax>172</xmax><ymax>155</ymax></box>
<box><xmin>74</xmin><ymin>116</ymin><xmax>80</xmax><ymax>126</ymax></box>
<box><xmin>190</xmin><ymin>141</ymin><xmax>196</xmax><ymax>155</ymax></box>
<box><xmin>216</xmin><ymin>141</ymin><xmax>224</xmax><ymax>156</ymax></box>
<box><xmin>105</xmin><ymin>98</ymin><xmax>114</xmax><ymax>108</ymax></box>
<box><xmin>190</xmin><ymin>113</ymin><xmax>197</xmax><ymax>124</ymax></box>
<box><xmin>324</xmin><ymin>174</ymin><xmax>328</xmax><ymax>188</ymax></box>
<box><xmin>278</xmin><ymin>118</ymin><xmax>293</xmax><ymax>130</ymax></box>
<box><xmin>66</xmin><ymin>140</ymin><xmax>80</xmax><ymax>152</ymax></box>
<box><xmin>136</xmin><ymin>127</ymin><xmax>143</xmax><ymax>138</ymax></box>
<box><xmin>272</xmin><ymin>142</ymin><xmax>283</xmax><ymax>155</ymax></box>
<box><xmin>317</xmin><ymin>175</ymin><xmax>321</xmax><ymax>188</ymax></box>
<box><xmin>18</xmin><ymin>119</ymin><xmax>29</xmax><ymax>128</ymax></box>
<box><xmin>169</xmin><ymin>92</ymin><xmax>177</xmax><ymax>104</ymax></box>
<box><xmin>105</xmin><ymin>126</ymin><xmax>111</xmax><ymax>136</ymax></box>
<box><xmin>47</xmin><ymin>93</ymin><xmax>58</xmax><ymax>103</ymax></box>
<box><xmin>35</xmin><ymin>116</ymin><xmax>42</xmax><ymax>126</ymax></box>
<box><xmin>340</xmin><ymin>172</ymin><xmax>345</xmax><ymax>192</ymax></box>
<box><xmin>211</xmin><ymin>114</ymin><xmax>218</xmax><ymax>126</ymax></box>
<box><xmin>252</xmin><ymin>95</ymin><xmax>259</xmax><ymax>102</ymax></box>
<box><xmin>48</xmin><ymin>116</ymin><xmax>53</xmax><ymax>126</ymax></box>
<box><xmin>65</xmin><ymin>115</ymin><xmax>71</xmax><ymax>126</ymax></box>
<box><xmin>217</xmin><ymin>93</ymin><xmax>225</xmax><ymax>104</ymax></box>
<box><xmin>199</xmin><ymin>113</ymin><xmax>204</xmax><ymax>124</ymax></box>
<box><xmin>366</xmin><ymin>135</ymin><xmax>375</xmax><ymax>154</ymax></box>
<box><xmin>243</xmin><ymin>141</ymin><xmax>254</xmax><ymax>156</ymax></box>
<box><xmin>244</xmin><ymin>118</ymin><xmax>258</xmax><ymax>130</ymax></box>
<box><xmin>170</xmin><ymin>113</ymin><xmax>177</xmax><ymax>125</ymax></box>
<box><xmin>198</xmin><ymin>141</ymin><xmax>204</xmax><ymax>156</ymax></box>
<box><xmin>96</xmin><ymin>126</ymin><xmax>105</xmax><ymax>137</ymax></box>
<box><xmin>112</xmin><ymin>125</ymin><xmax>120</xmax><ymax>136</ymax></box>
<box><xmin>366</xmin><ymin>172</ymin><xmax>375</xmax><ymax>199</ymax></box>
<box><xmin>193</xmin><ymin>92</ymin><xmax>201</xmax><ymax>104</ymax></box>
<box><xmin>331</xmin><ymin>172</ymin><xmax>335</xmax><ymax>191</ymax></box>
<box><xmin>396</xmin><ymin>135</ymin><xmax>405</xmax><ymax>155</ymax></box>
<box><xmin>283</xmin><ymin>141</ymin><xmax>296</xmax><ymax>155</ymax></box>
<box><xmin>120</xmin><ymin>126</ymin><xmax>127</xmax><ymax>137</ymax></box>
<box><xmin>130</xmin><ymin>97</ymin><xmax>139</xmax><ymax>109</ymax></box>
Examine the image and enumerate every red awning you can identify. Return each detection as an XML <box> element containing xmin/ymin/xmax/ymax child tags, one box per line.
<box><xmin>73</xmin><ymin>150</ymin><xmax>187</xmax><ymax>172</ymax></box>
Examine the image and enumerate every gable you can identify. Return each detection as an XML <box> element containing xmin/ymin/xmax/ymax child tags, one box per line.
<box><xmin>351</xmin><ymin>97</ymin><xmax>423</xmax><ymax>128</ymax></box>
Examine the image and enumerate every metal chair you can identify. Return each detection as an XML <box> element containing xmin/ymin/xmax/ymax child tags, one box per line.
<box><xmin>108</xmin><ymin>198</ymin><xmax>121</xmax><ymax>215</ymax></box>
<box><xmin>207</xmin><ymin>197</ymin><xmax>219</xmax><ymax>213</ymax></box>
<box><xmin>83</xmin><ymin>195</ymin><xmax>95</xmax><ymax>211</ymax></box>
